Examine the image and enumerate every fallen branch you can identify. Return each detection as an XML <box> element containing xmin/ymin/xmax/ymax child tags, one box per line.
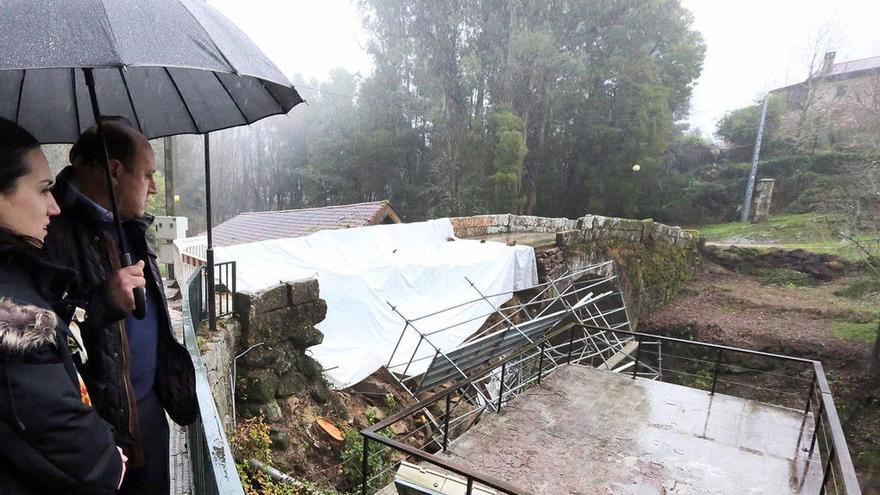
<box><xmin>247</xmin><ymin>458</ymin><xmax>339</xmax><ymax>495</ymax></box>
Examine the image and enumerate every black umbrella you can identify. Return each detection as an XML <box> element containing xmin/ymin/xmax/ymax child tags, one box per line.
<box><xmin>0</xmin><ymin>0</ymin><xmax>304</xmax><ymax>321</ymax></box>
<box><xmin>0</xmin><ymin>0</ymin><xmax>303</xmax><ymax>142</ymax></box>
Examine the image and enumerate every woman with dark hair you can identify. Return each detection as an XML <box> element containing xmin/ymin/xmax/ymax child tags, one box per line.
<box><xmin>0</xmin><ymin>117</ymin><xmax>126</xmax><ymax>494</ymax></box>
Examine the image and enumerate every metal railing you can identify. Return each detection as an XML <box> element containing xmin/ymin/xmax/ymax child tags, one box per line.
<box><xmin>182</xmin><ymin>267</ymin><xmax>245</xmax><ymax>495</ymax></box>
<box><xmin>212</xmin><ymin>261</ymin><xmax>236</xmax><ymax>319</ymax></box>
<box><xmin>174</xmin><ymin>235</ymin><xmax>207</xmax><ymax>285</ymax></box>
<box><xmin>360</xmin><ymin>323</ymin><xmax>861</xmax><ymax>495</ymax></box>
<box><xmin>384</xmin><ymin>261</ymin><xmax>632</xmax><ymax>398</ymax></box>
<box><xmin>187</xmin><ymin>261</ymin><xmax>237</xmax><ymax>323</ymax></box>
<box><xmin>621</xmin><ymin>327</ymin><xmax>860</xmax><ymax>495</ymax></box>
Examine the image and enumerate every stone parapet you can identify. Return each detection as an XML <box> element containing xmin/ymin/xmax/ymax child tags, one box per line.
<box><xmin>199</xmin><ymin>319</ymin><xmax>238</xmax><ymax>432</ymax></box>
<box><xmin>450</xmin><ymin>214</ymin><xmax>577</xmax><ymax>237</ymax></box>
<box><xmin>451</xmin><ymin>213</ymin><xmax>701</xmax><ymax>321</ymax></box>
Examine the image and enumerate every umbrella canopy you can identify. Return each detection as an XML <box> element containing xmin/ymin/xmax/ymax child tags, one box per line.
<box><xmin>0</xmin><ymin>0</ymin><xmax>303</xmax><ymax>143</ymax></box>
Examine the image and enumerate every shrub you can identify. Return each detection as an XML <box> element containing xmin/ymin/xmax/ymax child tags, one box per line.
<box><xmin>752</xmin><ymin>267</ymin><xmax>815</xmax><ymax>287</ymax></box>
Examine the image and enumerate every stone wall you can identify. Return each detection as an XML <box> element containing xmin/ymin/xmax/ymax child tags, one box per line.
<box><xmin>451</xmin><ymin>213</ymin><xmax>701</xmax><ymax>320</ymax></box>
<box><xmin>450</xmin><ymin>214</ymin><xmax>577</xmax><ymax>238</ymax></box>
<box><xmin>559</xmin><ymin>215</ymin><xmax>700</xmax><ymax>318</ymax></box>
<box><xmin>232</xmin><ymin>278</ymin><xmax>332</xmax><ymax>424</ymax></box>
<box><xmin>199</xmin><ymin>320</ymin><xmax>238</xmax><ymax>432</ymax></box>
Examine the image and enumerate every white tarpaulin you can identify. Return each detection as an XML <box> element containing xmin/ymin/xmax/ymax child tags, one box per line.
<box><xmin>214</xmin><ymin>218</ymin><xmax>537</xmax><ymax>388</ymax></box>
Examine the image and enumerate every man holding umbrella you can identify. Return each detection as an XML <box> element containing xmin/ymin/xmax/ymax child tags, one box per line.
<box><xmin>2</xmin><ymin>2</ymin><xmax>304</xmax><ymax>490</ymax></box>
<box><xmin>43</xmin><ymin>119</ymin><xmax>196</xmax><ymax>495</ymax></box>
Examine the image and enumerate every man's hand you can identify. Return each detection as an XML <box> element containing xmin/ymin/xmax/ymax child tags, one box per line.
<box><xmin>107</xmin><ymin>261</ymin><xmax>146</xmax><ymax>313</ymax></box>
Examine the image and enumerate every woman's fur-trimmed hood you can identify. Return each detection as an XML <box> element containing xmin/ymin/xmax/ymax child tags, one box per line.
<box><xmin>0</xmin><ymin>298</ymin><xmax>57</xmax><ymax>353</ymax></box>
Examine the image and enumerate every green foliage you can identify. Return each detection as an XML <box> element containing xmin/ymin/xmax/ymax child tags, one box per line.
<box><xmin>666</xmin><ymin>132</ymin><xmax>716</xmax><ymax>172</ymax></box>
<box><xmin>698</xmin><ymin>213</ymin><xmax>836</xmax><ymax>242</ymax></box>
<box><xmin>696</xmin><ymin>212</ymin><xmax>880</xmax><ymax>260</ymax></box>
<box><xmin>232</xmin><ymin>416</ymin><xmax>273</xmax><ymax>463</ymax></box>
<box><xmin>232</xmin><ymin>416</ymin><xmax>280</xmax><ymax>495</ymax></box>
<box><xmin>835</xmin><ymin>277</ymin><xmax>880</xmax><ymax>300</ymax></box>
<box><xmin>383</xmin><ymin>393</ymin><xmax>397</xmax><ymax>412</ymax></box>
<box><xmin>338</xmin><ymin>408</ymin><xmax>394</xmax><ymax>493</ymax></box>
<box><xmin>167</xmin><ymin>0</ymin><xmax>705</xmax><ymax>229</ymax></box>
<box><xmin>232</xmin><ymin>417</ymin><xmax>338</xmax><ymax>495</ymax></box>
<box><xmin>487</xmin><ymin>108</ymin><xmax>528</xmax><ymax>212</ymax></box>
<box><xmin>832</xmin><ymin>319</ymin><xmax>880</xmax><ymax>343</ymax></box>
<box><xmin>715</xmin><ymin>95</ymin><xmax>785</xmax><ymax>158</ymax></box>
<box><xmin>752</xmin><ymin>268</ymin><xmax>815</xmax><ymax>288</ymax></box>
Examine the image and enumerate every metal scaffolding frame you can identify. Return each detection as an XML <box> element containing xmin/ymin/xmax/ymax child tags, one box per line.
<box><xmin>383</xmin><ymin>260</ymin><xmax>659</xmax><ymax>407</ymax></box>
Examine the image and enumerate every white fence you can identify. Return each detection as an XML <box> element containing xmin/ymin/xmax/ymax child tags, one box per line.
<box><xmin>173</xmin><ymin>235</ymin><xmax>207</xmax><ymax>283</ymax></box>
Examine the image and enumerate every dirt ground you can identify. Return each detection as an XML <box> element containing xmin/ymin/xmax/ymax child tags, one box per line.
<box><xmin>264</xmin><ymin>368</ymin><xmax>417</xmax><ymax>493</ymax></box>
<box><xmin>638</xmin><ymin>256</ymin><xmax>880</xmax><ymax>493</ymax></box>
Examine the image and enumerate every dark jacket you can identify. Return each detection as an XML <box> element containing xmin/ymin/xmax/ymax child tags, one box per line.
<box><xmin>0</xmin><ymin>230</ymin><xmax>122</xmax><ymax>495</ymax></box>
<box><xmin>43</xmin><ymin>167</ymin><xmax>197</xmax><ymax>466</ymax></box>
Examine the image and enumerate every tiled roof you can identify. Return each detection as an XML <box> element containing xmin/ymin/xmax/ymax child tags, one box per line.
<box><xmin>211</xmin><ymin>201</ymin><xmax>400</xmax><ymax>247</ymax></box>
<box><xmin>828</xmin><ymin>55</ymin><xmax>880</xmax><ymax>77</ymax></box>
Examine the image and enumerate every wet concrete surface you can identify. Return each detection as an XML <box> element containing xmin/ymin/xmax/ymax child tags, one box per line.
<box><xmin>440</xmin><ymin>364</ymin><xmax>822</xmax><ymax>494</ymax></box>
<box><xmin>168</xmin><ymin>304</ymin><xmax>192</xmax><ymax>494</ymax></box>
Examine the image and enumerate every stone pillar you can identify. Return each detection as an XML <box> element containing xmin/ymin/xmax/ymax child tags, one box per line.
<box><xmin>751</xmin><ymin>179</ymin><xmax>775</xmax><ymax>223</ymax></box>
<box><xmin>232</xmin><ymin>278</ymin><xmax>331</xmax><ymax>425</ymax></box>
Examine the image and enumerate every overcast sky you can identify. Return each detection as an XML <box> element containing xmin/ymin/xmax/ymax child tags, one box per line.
<box><xmin>209</xmin><ymin>0</ymin><xmax>880</xmax><ymax>138</ymax></box>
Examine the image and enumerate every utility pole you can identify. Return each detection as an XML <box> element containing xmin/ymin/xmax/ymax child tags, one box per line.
<box><xmin>163</xmin><ymin>136</ymin><xmax>176</xmax><ymax>280</ymax></box>
<box><xmin>741</xmin><ymin>94</ymin><xmax>770</xmax><ymax>223</ymax></box>
<box><xmin>164</xmin><ymin>136</ymin><xmax>175</xmax><ymax>216</ymax></box>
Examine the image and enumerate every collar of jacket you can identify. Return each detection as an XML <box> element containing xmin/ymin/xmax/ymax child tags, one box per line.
<box><xmin>0</xmin><ymin>298</ymin><xmax>57</xmax><ymax>354</ymax></box>
<box><xmin>53</xmin><ymin>166</ymin><xmax>155</xmax><ymax>233</ymax></box>
<box><xmin>0</xmin><ymin>229</ymin><xmax>74</xmax><ymax>301</ymax></box>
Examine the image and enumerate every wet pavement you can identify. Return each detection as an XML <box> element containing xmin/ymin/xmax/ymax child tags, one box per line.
<box><xmin>168</xmin><ymin>304</ymin><xmax>193</xmax><ymax>495</ymax></box>
<box><xmin>440</xmin><ymin>364</ymin><xmax>822</xmax><ymax>494</ymax></box>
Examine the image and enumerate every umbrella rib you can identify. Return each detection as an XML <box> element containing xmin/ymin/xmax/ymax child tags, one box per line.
<box><xmin>163</xmin><ymin>67</ymin><xmax>200</xmax><ymax>134</ymax></box>
<box><xmin>14</xmin><ymin>70</ymin><xmax>26</xmax><ymax>123</ymax></box>
<box><xmin>212</xmin><ymin>72</ymin><xmax>248</xmax><ymax>123</ymax></box>
<box><xmin>71</xmin><ymin>68</ymin><xmax>81</xmax><ymax>136</ymax></box>
<box><xmin>257</xmin><ymin>79</ymin><xmax>286</xmax><ymax>114</ymax></box>
<box><xmin>118</xmin><ymin>67</ymin><xmax>145</xmax><ymax>133</ymax></box>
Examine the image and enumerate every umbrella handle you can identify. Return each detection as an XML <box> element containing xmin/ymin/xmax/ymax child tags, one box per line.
<box><xmin>122</xmin><ymin>253</ymin><xmax>147</xmax><ymax>320</ymax></box>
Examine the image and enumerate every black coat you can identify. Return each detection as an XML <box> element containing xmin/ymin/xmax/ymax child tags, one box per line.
<box><xmin>0</xmin><ymin>231</ymin><xmax>122</xmax><ymax>495</ymax></box>
<box><xmin>43</xmin><ymin>167</ymin><xmax>196</xmax><ymax>466</ymax></box>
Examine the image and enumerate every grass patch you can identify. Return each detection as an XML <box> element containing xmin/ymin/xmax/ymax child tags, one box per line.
<box><xmin>752</xmin><ymin>267</ymin><xmax>814</xmax><ymax>287</ymax></box>
<box><xmin>697</xmin><ymin>213</ymin><xmax>880</xmax><ymax>260</ymax></box>
<box><xmin>698</xmin><ymin>213</ymin><xmax>838</xmax><ymax>243</ymax></box>
<box><xmin>832</xmin><ymin>319</ymin><xmax>879</xmax><ymax>343</ymax></box>
<box><xmin>854</xmin><ymin>446</ymin><xmax>880</xmax><ymax>471</ymax></box>
<box><xmin>834</xmin><ymin>277</ymin><xmax>880</xmax><ymax>299</ymax></box>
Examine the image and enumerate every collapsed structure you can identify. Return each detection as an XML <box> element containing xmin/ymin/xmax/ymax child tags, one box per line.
<box><xmin>174</xmin><ymin>212</ymin><xmax>858</xmax><ymax>494</ymax></box>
